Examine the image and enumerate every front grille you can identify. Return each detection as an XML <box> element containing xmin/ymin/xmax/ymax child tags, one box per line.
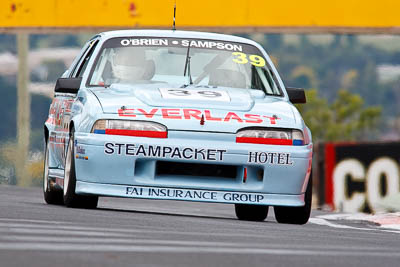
<box><xmin>156</xmin><ymin>161</ymin><xmax>237</xmax><ymax>179</ymax></box>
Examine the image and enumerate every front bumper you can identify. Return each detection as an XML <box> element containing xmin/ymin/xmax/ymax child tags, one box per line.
<box><xmin>73</xmin><ymin>130</ymin><xmax>312</xmax><ymax>206</ymax></box>
<box><xmin>76</xmin><ymin>181</ymin><xmax>305</xmax><ymax>206</ymax></box>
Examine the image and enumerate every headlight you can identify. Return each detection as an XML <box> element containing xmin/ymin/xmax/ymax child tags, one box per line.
<box><xmin>92</xmin><ymin>120</ymin><xmax>167</xmax><ymax>138</ymax></box>
<box><xmin>236</xmin><ymin>128</ymin><xmax>304</xmax><ymax>146</ymax></box>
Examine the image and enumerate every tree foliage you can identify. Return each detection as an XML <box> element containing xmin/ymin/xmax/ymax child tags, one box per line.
<box><xmin>297</xmin><ymin>89</ymin><xmax>381</xmax><ymax>142</ymax></box>
<box><xmin>257</xmin><ymin>34</ymin><xmax>399</xmax><ymax>118</ymax></box>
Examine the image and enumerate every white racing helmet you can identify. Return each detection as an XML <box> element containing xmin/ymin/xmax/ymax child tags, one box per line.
<box><xmin>112</xmin><ymin>48</ymin><xmax>146</xmax><ymax>81</ymax></box>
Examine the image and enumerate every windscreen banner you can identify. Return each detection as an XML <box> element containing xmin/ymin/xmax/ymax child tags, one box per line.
<box><xmin>318</xmin><ymin>142</ymin><xmax>400</xmax><ymax>213</ymax></box>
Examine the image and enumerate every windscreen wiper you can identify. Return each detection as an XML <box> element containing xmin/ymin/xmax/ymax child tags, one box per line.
<box><xmin>182</xmin><ymin>43</ymin><xmax>193</xmax><ymax>88</ymax></box>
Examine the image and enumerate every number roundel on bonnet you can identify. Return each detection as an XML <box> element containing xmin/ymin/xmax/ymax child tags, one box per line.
<box><xmin>159</xmin><ymin>88</ymin><xmax>231</xmax><ymax>102</ymax></box>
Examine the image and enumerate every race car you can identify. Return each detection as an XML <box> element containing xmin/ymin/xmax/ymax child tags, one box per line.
<box><xmin>43</xmin><ymin>30</ymin><xmax>313</xmax><ymax>224</ymax></box>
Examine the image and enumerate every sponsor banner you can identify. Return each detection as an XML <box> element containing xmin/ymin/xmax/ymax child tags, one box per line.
<box><xmin>104</xmin><ymin>142</ymin><xmax>293</xmax><ymax>165</ymax></box>
<box><xmin>103</xmin><ymin>37</ymin><xmax>247</xmax><ymax>53</ymax></box>
<box><xmin>104</xmin><ymin>143</ymin><xmax>226</xmax><ymax>161</ymax></box>
<box><xmin>322</xmin><ymin>142</ymin><xmax>400</xmax><ymax>213</ymax></box>
<box><xmin>248</xmin><ymin>151</ymin><xmax>293</xmax><ymax>165</ymax></box>
<box><xmin>119</xmin><ymin>38</ymin><xmax>244</xmax><ymax>52</ymax></box>
<box><xmin>124</xmin><ymin>185</ymin><xmax>267</xmax><ymax>204</ymax></box>
<box><xmin>118</xmin><ymin>108</ymin><xmax>280</xmax><ymax>125</ymax></box>
<box><xmin>46</xmin><ymin>98</ymin><xmax>73</xmax><ymax>127</ymax></box>
<box><xmin>49</xmin><ymin>135</ymin><xmax>67</xmax><ymax>144</ymax></box>
<box><xmin>76</xmin><ymin>181</ymin><xmax>304</xmax><ymax>207</ymax></box>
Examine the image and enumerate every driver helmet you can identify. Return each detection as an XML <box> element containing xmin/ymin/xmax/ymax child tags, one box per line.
<box><xmin>112</xmin><ymin>47</ymin><xmax>146</xmax><ymax>81</ymax></box>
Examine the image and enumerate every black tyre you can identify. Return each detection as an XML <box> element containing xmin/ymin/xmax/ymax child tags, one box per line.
<box><xmin>43</xmin><ymin>140</ymin><xmax>63</xmax><ymax>205</ymax></box>
<box><xmin>63</xmin><ymin>130</ymin><xmax>98</xmax><ymax>209</ymax></box>
<box><xmin>235</xmin><ymin>204</ymin><xmax>269</xmax><ymax>221</ymax></box>
<box><xmin>274</xmin><ymin>176</ymin><xmax>312</xmax><ymax>225</ymax></box>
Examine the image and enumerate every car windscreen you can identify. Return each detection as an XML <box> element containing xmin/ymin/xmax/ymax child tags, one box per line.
<box><xmin>88</xmin><ymin>37</ymin><xmax>282</xmax><ymax>96</ymax></box>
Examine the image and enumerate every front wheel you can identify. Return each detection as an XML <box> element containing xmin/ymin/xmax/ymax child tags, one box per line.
<box><xmin>274</xmin><ymin>176</ymin><xmax>312</xmax><ymax>225</ymax></box>
<box><xmin>235</xmin><ymin>204</ymin><xmax>269</xmax><ymax>221</ymax></box>
<box><xmin>63</xmin><ymin>130</ymin><xmax>98</xmax><ymax>209</ymax></box>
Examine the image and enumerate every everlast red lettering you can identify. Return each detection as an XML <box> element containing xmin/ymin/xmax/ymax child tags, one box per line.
<box><xmin>183</xmin><ymin>109</ymin><xmax>202</xmax><ymax>120</ymax></box>
<box><xmin>263</xmin><ymin>115</ymin><xmax>279</xmax><ymax>124</ymax></box>
<box><xmin>117</xmin><ymin>108</ymin><xmax>280</xmax><ymax>125</ymax></box>
<box><xmin>137</xmin><ymin>108</ymin><xmax>158</xmax><ymax>118</ymax></box>
<box><xmin>118</xmin><ymin>108</ymin><xmax>136</xmax><ymax>117</ymax></box>
<box><xmin>224</xmin><ymin>112</ymin><xmax>243</xmax><ymax>122</ymax></box>
<box><xmin>204</xmin><ymin>110</ymin><xmax>222</xmax><ymax>121</ymax></box>
<box><xmin>162</xmin><ymin>108</ymin><xmax>182</xmax><ymax>119</ymax></box>
<box><xmin>244</xmin><ymin>114</ymin><xmax>263</xmax><ymax>123</ymax></box>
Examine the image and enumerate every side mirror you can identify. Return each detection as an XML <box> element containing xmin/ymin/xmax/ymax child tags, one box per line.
<box><xmin>286</xmin><ymin>87</ymin><xmax>306</xmax><ymax>104</ymax></box>
<box><xmin>55</xmin><ymin>77</ymin><xmax>82</xmax><ymax>94</ymax></box>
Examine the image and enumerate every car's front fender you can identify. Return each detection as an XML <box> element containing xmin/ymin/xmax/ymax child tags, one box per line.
<box><xmin>71</xmin><ymin>88</ymin><xmax>103</xmax><ymax>134</ymax></box>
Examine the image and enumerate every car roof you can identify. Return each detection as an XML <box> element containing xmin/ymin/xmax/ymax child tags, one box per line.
<box><xmin>98</xmin><ymin>29</ymin><xmax>258</xmax><ymax>46</ymax></box>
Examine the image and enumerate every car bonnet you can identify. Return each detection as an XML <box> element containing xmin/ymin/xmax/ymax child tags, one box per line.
<box><xmin>90</xmin><ymin>84</ymin><xmax>299</xmax><ymax>133</ymax></box>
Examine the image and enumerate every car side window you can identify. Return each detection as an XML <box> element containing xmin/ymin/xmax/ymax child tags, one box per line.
<box><xmin>72</xmin><ymin>40</ymin><xmax>99</xmax><ymax>78</ymax></box>
<box><xmin>68</xmin><ymin>43</ymin><xmax>91</xmax><ymax>77</ymax></box>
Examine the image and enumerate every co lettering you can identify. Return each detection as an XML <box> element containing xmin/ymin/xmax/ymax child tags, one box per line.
<box><xmin>333</xmin><ymin>157</ymin><xmax>400</xmax><ymax>212</ymax></box>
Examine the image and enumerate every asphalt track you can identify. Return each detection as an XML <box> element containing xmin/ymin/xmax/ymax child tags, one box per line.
<box><xmin>0</xmin><ymin>185</ymin><xmax>399</xmax><ymax>267</ymax></box>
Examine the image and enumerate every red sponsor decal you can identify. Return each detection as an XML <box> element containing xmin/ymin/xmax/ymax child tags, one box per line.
<box><xmin>137</xmin><ymin>108</ymin><xmax>158</xmax><ymax>118</ymax></box>
<box><xmin>162</xmin><ymin>109</ymin><xmax>182</xmax><ymax>119</ymax></box>
<box><xmin>117</xmin><ymin>108</ymin><xmax>280</xmax><ymax>125</ymax></box>
<box><xmin>224</xmin><ymin>112</ymin><xmax>243</xmax><ymax>122</ymax></box>
<box><xmin>46</xmin><ymin>98</ymin><xmax>74</xmax><ymax>126</ymax></box>
<box><xmin>118</xmin><ymin>108</ymin><xmax>136</xmax><ymax>117</ymax></box>
<box><xmin>244</xmin><ymin>114</ymin><xmax>263</xmax><ymax>123</ymax></box>
<box><xmin>64</xmin><ymin>99</ymin><xmax>74</xmax><ymax>112</ymax></box>
<box><xmin>49</xmin><ymin>136</ymin><xmax>66</xmax><ymax>143</ymax></box>
<box><xmin>46</xmin><ymin>118</ymin><xmax>55</xmax><ymax>124</ymax></box>
<box><xmin>204</xmin><ymin>110</ymin><xmax>222</xmax><ymax>121</ymax></box>
<box><xmin>263</xmin><ymin>116</ymin><xmax>279</xmax><ymax>125</ymax></box>
<box><xmin>183</xmin><ymin>109</ymin><xmax>202</xmax><ymax>120</ymax></box>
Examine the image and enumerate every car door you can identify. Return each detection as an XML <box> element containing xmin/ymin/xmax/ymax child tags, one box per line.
<box><xmin>52</xmin><ymin>39</ymin><xmax>100</xmax><ymax>170</ymax></box>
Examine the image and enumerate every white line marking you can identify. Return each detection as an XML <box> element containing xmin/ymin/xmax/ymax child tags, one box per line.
<box><xmin>0</xmin><ymin>236</ymin><xmax>266</xmax><ymax>248</ymax></box>
<box><xmin>2</xmin><ymin>235</ymin><xmax>399</xmax><ymax>253</ymax></box>
<box><xmin>0</xmin><ymin>228</ymin><xmax>128</xmax><ymax>237</ymax></box>
<box><xmin>0</xmin><ymin>218</ymin><xmax>70</xmax><ymax>225</ymax></box>
<box><xmin>0</xmin><ymin>220</ymin><xmax>272</xmax><ymax>239</ymax></box>
<box><xmin>315</xmin><ymin>213</ymin><xmax>379</xmax><ymax>222</ymax></box>
<box><xmin>0</xmin><ymin>222</ymin><xmax>132</xmax><ymax>232</ymax></box>
<box><xmin>379</xmin><ymin>224</ymin><xmax>400</xmax><ymax>231</ymax></box>
<box><xmin>0</xmin><ymin>243</ymin><xmax>399</xmax><ymax>257</ymax></box>
<box><xmin>309</xmin><ymin>218</ymin><xmax>374</xmax><ymax>231</ymax></box>
<box><xmin>310</xmin><ymin>214</ymin><xmax>400</xmax><ymax>234</ymax></box>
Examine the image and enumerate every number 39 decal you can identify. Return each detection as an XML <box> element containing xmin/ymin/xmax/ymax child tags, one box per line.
<box><xmin>232</xmin><ymin>52</ymin><xmax>266</xmax><ymax>67</ymax></box>
<box><xmin>159</xmin><ymin>88</ymin><xmax>231</xmax><ymax>102</ymax></box>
